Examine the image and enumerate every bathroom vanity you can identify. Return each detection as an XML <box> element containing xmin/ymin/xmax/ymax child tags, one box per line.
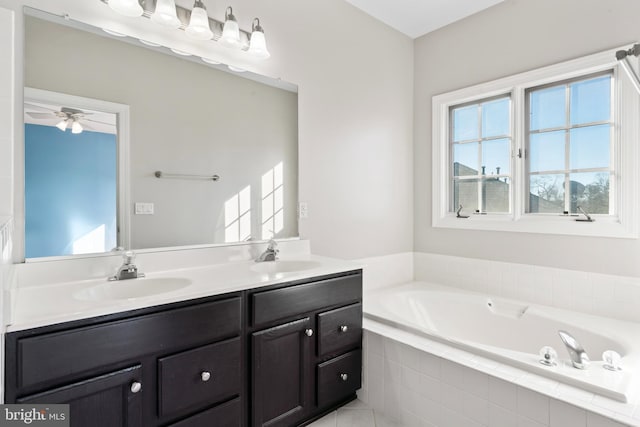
<box><xmin>4</xmin><ymin>268</ymin><xmax>363</xmax><ymax>427</ymax></box>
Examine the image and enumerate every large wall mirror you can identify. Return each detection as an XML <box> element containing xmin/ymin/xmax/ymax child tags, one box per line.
<box><xmin>22</xmin><ymin>8</ymin><xmax>299</xmax><ymax>259</ymax></box>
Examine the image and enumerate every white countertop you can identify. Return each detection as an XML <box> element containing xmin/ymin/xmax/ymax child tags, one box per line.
<box><xmin>8</xmin><ymin>254</ymin><xmax>362</xmax><ymax>332</ymax></box>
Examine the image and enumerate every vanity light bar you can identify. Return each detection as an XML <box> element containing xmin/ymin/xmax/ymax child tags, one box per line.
<box><xmin>100</xmin><ymin>0</ymin><xmax>267</xmax><ymax>57</ymax></box>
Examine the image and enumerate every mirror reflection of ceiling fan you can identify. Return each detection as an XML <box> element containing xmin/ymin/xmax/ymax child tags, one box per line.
<box><xmin>24</xmin><ymin>103</ymin><xmax>115</xmax><ymax>134</ymax></box>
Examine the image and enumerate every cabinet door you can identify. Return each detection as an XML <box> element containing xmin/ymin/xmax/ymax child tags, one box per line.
<box><xmin>251</xmin><ymin>317</ymin><xmax>312</xmax><ymax>427</ymax></box>
<box><xmin>18</xmin><ymin>366</ymin><xmax>143</xmax><ymax>427</ymax></box>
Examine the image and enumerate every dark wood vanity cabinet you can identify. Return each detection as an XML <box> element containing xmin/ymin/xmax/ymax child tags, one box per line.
<box><xmin>5</xmin><ymin>293</ymin><xmax>244</xmax><ymax>427</ymax></box>
<box><xmin>5</xmin><ymin>269</ymin><xmax>363</xmax><ymax>427</ymax></box>
<box><xmin>249</xmin><ymin>271</ymin><xmax>363</xmax><ymax>426</ymax></box>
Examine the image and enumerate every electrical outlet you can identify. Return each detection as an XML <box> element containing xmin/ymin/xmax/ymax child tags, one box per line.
<box><xmin>135</xmin><ymin>202</ymin><xmax>154</xmax><ymax>215</ymax></box>
<box><xmin>298</xmin><ymin>202</ymin><xmax>308</xmax><ymax>219</ymax></box>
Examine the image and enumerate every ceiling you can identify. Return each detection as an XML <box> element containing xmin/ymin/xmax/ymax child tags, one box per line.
<box><xmin>344</xmin><ymin>0</ymin><xmax>505</xmax><ymax>39</ymax></box>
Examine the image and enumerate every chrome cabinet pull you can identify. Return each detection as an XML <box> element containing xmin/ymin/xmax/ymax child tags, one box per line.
<box><xmin>340</xmin><ymin>373</ymin><xmax>348</xmax><ymax>381</ymax></box>
<box><xmin>201</xmin><ymin>371</ymin><xmax>211</xmax><ymax>382</ymax></box>
<box><xmin>130</xmin><ymin>381</ymin><xmax>142</xmax><ymax>393</ymax></box>
<box><xmin>339</xmin><ymin>325</ymin><xmax>348</xmax><ymax>333</ymax></box>
<box><xmin>305</xmin><ymin>328</ymin><xmax>314</xmax><ymax>337</ymax></box>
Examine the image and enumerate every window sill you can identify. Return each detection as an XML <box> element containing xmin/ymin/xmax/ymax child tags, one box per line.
<box><xmin>433</xmin><ymin>214</ymin><xmax>637</xmax><ymax>239</ymax></box>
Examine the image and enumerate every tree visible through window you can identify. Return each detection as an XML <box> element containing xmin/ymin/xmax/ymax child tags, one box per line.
<box><xmin>526</xmin><ymin>72</ymin><xmax>613</xmax><ymax>215</ymax></box>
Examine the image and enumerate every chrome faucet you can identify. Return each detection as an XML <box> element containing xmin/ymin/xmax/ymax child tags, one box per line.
<box><xmin>255</xmin><ymin>239</ymin><xmax>279</xmax><ymax>262</ymax></box>
<box><xmin>109</xmin><ymin>251</ymin><xmax>145</xmax><ymax>281</ymax></box>
<box><xmin>558</xmin><ymin>330</ymin><xmax>590</xmax><ymax>369</ymax></box>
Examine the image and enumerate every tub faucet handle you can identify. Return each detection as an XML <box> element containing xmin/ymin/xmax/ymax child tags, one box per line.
<box><xmin>602</xmin><ymin>350</ymin><xmax>622</xmax><ymax>371</ymax></box>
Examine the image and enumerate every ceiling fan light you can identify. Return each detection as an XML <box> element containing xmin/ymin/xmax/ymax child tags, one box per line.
<box><xmin>56</xmin><ymin>119</ymin><xmax>68</xmax><ymax>132</ymax></box>
<box><xmin>108</xmin><ymin>0</ymin><xmax>143</xmax><ymax>17</ymax></box>
<box><xmin>185</xmin><ymin>1</ymin><xmax>213</xmax><ymax>40</ymax></box>
<box><xmin>71</xmin><ymin>120</ymin><xmax>83</xmax><ymax>134</ymax></box>
<box><xmin>220</xmin><ymin>7</ymin><xmax>240</xmax><ymax>48</ymax></box>
<box><xmin>151</xmin><ymin>0</ymin><xmax>181</xmax><ymax>29</ymax></box>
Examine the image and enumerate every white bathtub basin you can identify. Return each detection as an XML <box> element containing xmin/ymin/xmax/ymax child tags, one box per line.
<box><xmin>365</xmin><ymin>282</ymin><xmax>640</xmax><ymax>402</ymax></box>
<box><xmin>73</xmin><ymin>277</ymin><xmax>192</xmax><ymax>301</ymax></box>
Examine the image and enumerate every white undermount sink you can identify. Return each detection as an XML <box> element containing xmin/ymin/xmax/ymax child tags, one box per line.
<box><xmin>73</xmin><ymin>277</ymin><xmax>192</xmax><ymax>301</ymax></box>
<box><xmin>250</xmin><ymin>260</ymin><xmax>322</xmax><ymax>274</ymax></box>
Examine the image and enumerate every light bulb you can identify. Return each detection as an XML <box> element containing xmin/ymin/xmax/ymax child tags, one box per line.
<box><xmin>185</xmin><ymin>1</ymin><xmax>213</xmax><ymax>40</ymax></box>
<box><xmin>102</xmin><ymin>28</ymin><xmax>128</xmax><ymax>37</ymax></box>
<box><xmin>56</xmin><ymin>119</ymin><xmax>68</xmax><ymax>132</ymax></box>
<box><xmin>202</xmin><ymin>57</ymin><xmax>221</xmax><ymax>65</ymax></box>
<box><xmin>220</xmin><ymin>6</ymin><xmax>240</xmax><ymax>48</ymax></box>
<box><xmin>108</xmin><ymin>0</ymin><xmax>143</xmax><ymax>17</ymax></box>
<box><xmin>71</xmin><ymin>120</ymin><xmax>83</xmax><ymax>134</ymax></box>
<box><xmin>151</xmin><ymin>0</ymin><xmax>181</xmax><ymax>29</ymax></box>
<box><xmin>248</xmin><ymin>18</ymin><xmax>270</xmax><ymax>59</ymax></box>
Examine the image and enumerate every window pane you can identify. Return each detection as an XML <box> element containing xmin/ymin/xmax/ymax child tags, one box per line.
<box><xmin>529</xmin><ymin>130</ymin><xmax>565</xmax><ymax>172</ymax></box>
<box><xmin>482</xmin><ymin>98</ymin><xmax>510</xmax><ymax>138</ymax></box>
<box><xmin>569</xmin><ymin>125</ymin><xmax>610</xmax><ymax>170</ymax></box>
<box><xmin>452</xmin><ymin>105</ymin><xmax>478</xmax><ymax>142</ymax></box>
<box><xmin>483</xmin><ymin>177</ymin><xmax>510</xmax><ymax>213</ymax></box>
<box><xmin>570</xmin><ymin>172</ymin><xmax>609</xmax><ymax>214</ymax></box>
<box><xmin>570</xmin><ymin>75</ymin><xmax>611</xmax><ymax>125</ymax></box>
<box><xmin>453</xmin><ymin>143</ymin><xmax>478</xmax><ymax>176</ymax></box>
<box><xmin>482</xmin><ymin>138</ymin><xmax>510</xmax><ymax>175</ymax></box>
<box><xmin>529</xmin><ymin>174</ymin><xmax>565</xmax><ymax>213</ymax></box>
<box><xmin>530</xmin><ymin>85</ymin><xmax>566</xmax><ymax>131</ymax></box>
<box><xmin>453</xmin><ymin>179</ymin><xmax>478</xmax><ymax>212</ymax></box>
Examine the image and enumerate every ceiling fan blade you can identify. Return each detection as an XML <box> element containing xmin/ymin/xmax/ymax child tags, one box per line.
<box><xmin>24</xmin><ymin>103</ymin><xmax>57</xmax><ymax>113</ymax></box>
<box><xmin>26</xmin><ymin>112</ymin><xmax>57</xmax><ymax>119</ymax></box>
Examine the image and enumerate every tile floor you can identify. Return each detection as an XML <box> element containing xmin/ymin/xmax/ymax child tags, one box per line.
<box><xmin>307</xmin><ymin>399</ymin><xmax>404</xmax><ymax>427</ymax></box>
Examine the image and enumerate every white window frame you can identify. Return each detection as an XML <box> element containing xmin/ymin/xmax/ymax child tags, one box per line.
<box><xmin>432</xmin><ymin>46</ymin><xmax>640</xmax><ymax>238</ymax></box>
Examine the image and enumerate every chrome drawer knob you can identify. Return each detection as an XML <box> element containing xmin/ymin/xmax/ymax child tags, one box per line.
<box><xmin>339</xmin><ymin>325</ymin><xmax>348</xmax><ymax>333</ymax></box>
<box><xmin>340</xmin><ymin>373</ymin><xmax>348</xmax><ymax>381</ymax></box>
<box><xmin>201</xmin><ymin>371</ymin><xmax>211</xmax><ymax>382</ymax></box>
<box><xmin>130</xmin><ymin>381</ymin><xmax>142</xmax><ymax>393</ymax></box>
<box><xmin>305</xmin><ymin>328</ymin><xmax>314</xmax><ymax>337</ymax></box>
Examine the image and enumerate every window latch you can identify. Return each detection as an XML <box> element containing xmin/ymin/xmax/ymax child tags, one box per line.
<box><xmin>456</xmin><ymin>205</ymin><xmax>469</xmax><ymax>218</ymax></box>
<box><xmin>517</xmin><ymin>148</ymin><xmax>523</xmax><ymax>159</ymax></box>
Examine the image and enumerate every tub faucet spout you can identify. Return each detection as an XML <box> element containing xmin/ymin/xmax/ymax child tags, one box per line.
<box><xmin>558</xmin><ymin>330</ymin><xmax>590</xmax><ymax>369</ymax></box>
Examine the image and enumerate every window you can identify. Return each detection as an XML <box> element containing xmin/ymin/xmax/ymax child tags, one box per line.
<box><xmin>450</xmin><ymin>96</ymin><xmax>512</xmax><ymax>214</ymax></box>
<box><xmin>432</xmin><ymin>47</ymin><xmax>640</xmax><ymax>238</ymax></box>
<box><xmin>526</xmin><ymin>72</ymin><xmax>613</xmax><ymax>215</ymax></box>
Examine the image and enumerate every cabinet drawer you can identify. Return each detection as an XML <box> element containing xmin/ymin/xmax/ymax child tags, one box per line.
<box><xmin>251</xmin><ymin>273</ymin><xmax>361</xmax><ymax>326</ymax></box>
<box><xmin>158</xmin><ymin>337</ymin><xmax>241</xmax><ymax>418</ymax></box>
<box><xmin>317</xmin><ymin>303</ymin><xmax>362</xmax><ymax>357</ymax></box>
<box><xmin>317</xmin><ymin>350</ymin><xmax>361</xmax><ymax>408</ymax></box>
<box><xmin>15</xmin><ymin>297</ymin><xmax>241</xmax><ymax>391</ymax></box>
<box><xmin>167</xmin><ymin>398</ymin><xmax>241</xmax><ymax>427</ymax></box>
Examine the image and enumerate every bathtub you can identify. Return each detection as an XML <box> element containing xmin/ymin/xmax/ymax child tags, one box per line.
<box><xmin>364</xmin><ymin>281</ymin><xmax>640</xmax><ymax>403</ymax></box>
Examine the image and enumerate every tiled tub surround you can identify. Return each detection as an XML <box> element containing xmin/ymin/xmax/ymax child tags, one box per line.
<box><xmin>356</xmin><ymin>252</ymin><xmax>640</xmax><ymax>426</ymax></box>
<box><xmin>359</xmin><ymin>328</ymin><xmax>640</xmax><ymax>427</ymax></box>
<box><xmin>365</xmin><ymin>283</ymin><xmax>640</xmax><ymax>403</ymax></box>
<box><xmin>7</xmin><ymin>239</ymin><xmax>361</xmax><ymax>331</ymax></box>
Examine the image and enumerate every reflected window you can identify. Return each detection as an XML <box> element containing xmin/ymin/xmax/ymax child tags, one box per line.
<box><xmin>526</xmin><ymin>72</ymin><xmax>613</xmax><ymax>214</ymax></box>
<box><xmin>224</xmin><ymin>185</ymin><xmax>251</xmax><ymax>243</ymax></box>
<box><xmin>261</xmin><ymin>162</ymin><xmax>284</xmax><ymax>239</ymax></box>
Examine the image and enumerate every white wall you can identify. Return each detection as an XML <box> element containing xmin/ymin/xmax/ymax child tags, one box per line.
<box><xmin>1</xmin><ymin>0</ymin><xmax>415</xmax><ymax>261</ymax></box>
<box><xmin>414</xmin><ymin>0</ymin><xmax>640</xmax><ymax>276</ymax></box>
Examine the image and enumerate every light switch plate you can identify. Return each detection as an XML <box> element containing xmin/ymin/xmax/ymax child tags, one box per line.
<box><xmin>135</xmin><ymin>202</ymin><xmax>154</xmax><ymax>215</ymax></box>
